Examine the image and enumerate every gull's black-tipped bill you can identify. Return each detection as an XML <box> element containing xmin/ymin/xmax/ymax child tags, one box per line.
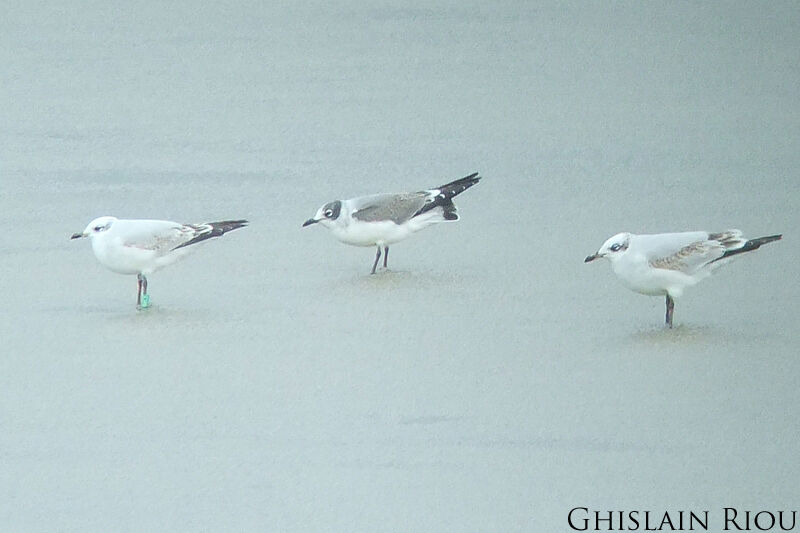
<box><xmin>302</xmin><ymin>218</ymin><xmax>318</xmax><ymax>227</ymax></box>
<box><xmin>584</xmin><ymin>253</ymin><xmax>599</xmax><ymax>263</ymax></box>
<box><xmin>71</xmin><ymin>232</ymin><xmax>85</xmax><ymax>239</ymax></box>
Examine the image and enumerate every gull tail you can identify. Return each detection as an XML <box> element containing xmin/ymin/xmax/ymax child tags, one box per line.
<box><xmin>414</xmin><ymin>172</ymin><xmax>481</xmax><ymax>221</ymax></box>
<box><xmin>712</xmin><ymin>233</ymin><xmax>782</xmax><ymax>263</ymax></box>
<box><xmin>172</xmin><ymin>219</ymin><xmax>249</xmax><ymax>250</ymax></box>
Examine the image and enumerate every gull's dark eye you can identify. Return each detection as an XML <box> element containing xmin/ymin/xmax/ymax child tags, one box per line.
<box><xmin>94</xmin><ymin>225</ymin><xmax>104</xmax><ymax>232</ymax></box>
<box><xmin>324</xmin><ymin>209</ymin><xmax>333</xmax><ymax>218</ymax></box>
<box><xmin>610</xmin><ymin>243</ymin><xmax>622</xmax><ymax>252</ymax></box>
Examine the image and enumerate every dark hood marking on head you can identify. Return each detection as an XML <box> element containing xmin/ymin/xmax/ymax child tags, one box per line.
<box><xmin>324</xmin><ymin>200</ymin><xmax>342</xmax><ymax>220</ymax></box>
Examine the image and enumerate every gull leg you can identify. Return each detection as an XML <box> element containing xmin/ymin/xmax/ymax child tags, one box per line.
<box><xmin>665</xmin><ymin>295</ymin><xmax>674</xmax><ymax>328</ymax></box>
<box><xmin>383</xmin><ymin>246</ymin><xmax>389</xmax><ymax>269</ymax></box>
<box><xmin>136</xmin><ymin>275</ymin><xmax>143</xmax><ymax>308</ymax></box>
<box><xmin>371</xmin><ymin>246</ymin><xmax>382</xmax><ymax>275</ymax></box>
<box><xmin>138</xmin><ymin>273</ymin><xmax>150</xmax><ymax>309</ymax></box>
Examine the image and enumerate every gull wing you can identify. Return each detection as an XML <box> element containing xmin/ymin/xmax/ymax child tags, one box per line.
<box><xmin>118</xmin><ymin>219</ymin><xmax>247</xmax><ymax>254</ymax></box>
<box><xmin>171</xmin><ymin>220</ymin><xmax>248</xmax><ymax>250</ymax></box>
<box><xmin>641</xmin><ymin>231</ymin><xmax>745</xmax><ymax>274</ymax></box>
<box><xmin>118</xmin><ymin>220</ymin><xmax>190</xmax><ymax>253</ymax></box>
<box><xmin>351</xmin><ymin>192</ymin><xmax>430</xmax><ymax>224</ymax></box>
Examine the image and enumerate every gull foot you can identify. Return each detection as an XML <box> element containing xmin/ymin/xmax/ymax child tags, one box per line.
<box><xmin>137</xmin><ymin>294</ymin><xmax>151</xmax><ymax>309</ymax></box>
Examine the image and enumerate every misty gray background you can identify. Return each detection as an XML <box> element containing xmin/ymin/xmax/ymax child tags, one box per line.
<box><xmin>1</xmin><ymin>1</ymin><xmax>798</xmax><ymax>531</ymax></box>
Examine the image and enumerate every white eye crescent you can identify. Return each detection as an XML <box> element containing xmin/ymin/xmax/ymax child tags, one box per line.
<box><xmin>324</xmin><ymin>209</ymin><xmax>333</xmax><ymax>217</ymax></box>
<box><xmin>610</xmin><ymin>243</ymin><xmax>622</xmax><ymax>252</ymax></box>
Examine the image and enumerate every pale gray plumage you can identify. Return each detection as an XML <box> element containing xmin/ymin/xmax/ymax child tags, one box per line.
<box><xmin>350</xmin><ymin>193</ymin><xmax>430</xmax><ymax>224</ymax></box>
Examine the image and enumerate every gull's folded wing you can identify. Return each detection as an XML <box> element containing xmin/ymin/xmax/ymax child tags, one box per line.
<box><xmin>119</xmin><ymin>220</ymin><xmax>188</xmax><ymax>253</ymax></box>
<box><xmin>640</xmin><ymin>231</ymin><xmax>745</xmax><ymax>274</ymax></box>
<box><xmin>117</xmin><ymin>219</ymin><xmax>247</xmax><ymax>254</ymax></box>
<box><xmin>351</xmin><ymin>193</ymin><xmax>429</xmax><ymax>225</ymax></box>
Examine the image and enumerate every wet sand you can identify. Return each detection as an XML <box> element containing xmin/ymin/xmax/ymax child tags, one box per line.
<box><xmin>1</xmin><ymin>2</ymin><xmax>798</xmax><ymax>531</ymax></box>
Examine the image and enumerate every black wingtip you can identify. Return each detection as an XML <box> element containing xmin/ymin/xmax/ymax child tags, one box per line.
<box><xmin>742</xmin><ymin>233</ymin><xmax>782</xmax><ymax>250</ymax></box>
<box><xmin>171</xmin><ymin>219</ymin><xmax>249</xmax><ymax>250</ymax></box>
<box><xmin>214</xmin><ymin>219</ymin><xmax>249</xmax><ymax>230</ymax></box>
<box><xmin>435</xmin><ymin>172</ymin><xmax>481</xmax><ymax>199</ymax></box>
<box><xmin>715</xmin><ymin>233</ymin><xmax>782</xmax><ymax>262</ymax></box>
<box><xmin>413</xmin><ymin>173</ymin><xmax>480</xmax><ymax>219</ymax></box>
<box><xmin>754</xmin><ymin>234</ymin><xmax>782</xmax><ymax>244</ymax></box>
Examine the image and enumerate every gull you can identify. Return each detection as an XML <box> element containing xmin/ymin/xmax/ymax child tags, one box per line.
<box><xmin>303</xmin><ymin>172</ymin><xmax>481</xmax><ymax>274</ymax></box>
<box><xmin>584</xmin><ymin>230</ymin><xmax>782</xmax><ymax>327</ymax></box>
<box><xmin>71</xmin><ymin>216</ymin><xmax>248</xmax><ymax>308</ymax></box>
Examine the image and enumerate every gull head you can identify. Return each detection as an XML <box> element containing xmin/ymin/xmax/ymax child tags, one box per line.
<box><xmin>585</xmin><ymin>232</ymin><xmax>631</xmax><ymax>263</ymax></box>
<box><xmin>71</xmin><ymin>216</ymin><xmax>117</xmax><ymax>240</ymax></box>
<box><xmin>303</xmin><ymin>200</ymin><xmax>342</xmax><ymax>228</ymax></box>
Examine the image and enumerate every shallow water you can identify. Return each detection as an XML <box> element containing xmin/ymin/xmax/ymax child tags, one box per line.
<box><xmin>2</xmin><ymin>2</ymin><xmax>799</xmax><ymax>531</ymax></box>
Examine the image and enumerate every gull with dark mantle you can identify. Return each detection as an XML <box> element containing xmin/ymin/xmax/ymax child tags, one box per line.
<box><xmin>585</xmin><ymin>230</ymin><xmax>782</xmax><ymax>327</ymax></box>
<box><xmin>303</xmin><ymin>172</ymin><xmax>481</xmax><ymax>274</ymax></box>
<box><xmin>71</xmin><ymin>216</ymin><xmax>248</xmax><ymax>309</ymax></box>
